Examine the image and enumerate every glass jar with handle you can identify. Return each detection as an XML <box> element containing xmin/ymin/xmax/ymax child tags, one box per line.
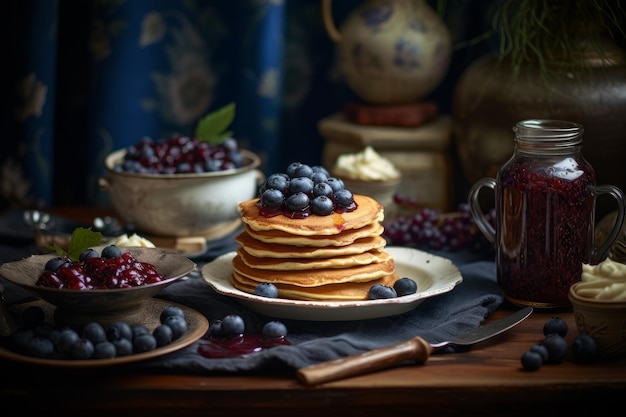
<box><xmin>469</xmin><ymin>119</ymin><xmax>626</xmax><ymax>309</ymax></box>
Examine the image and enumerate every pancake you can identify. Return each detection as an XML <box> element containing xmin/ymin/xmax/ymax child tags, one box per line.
<box><xmin>231</xmin><ymin>253</ymin><xmax>395</xmax><ymax>287</ymax></box>
<box><xmin>243</xmin><ymin>222</ymin><xmax>384</xmax><ymax>247</ymax></box>
<box><xmin>231</xmin><ymin>270</ymin><xmax>399</xmax><ymax>301</ymax></box>
<box><xmin>238</xmin><ymin>194</ymin><xmax>384</xmax><ymax>236</ymax></box>
<box><xmin>236</xmin><ymin>232</ymin><xmax>387</xmax><ymax>258</ymax></box>
<box><xmin>236</xmin><ymin>247</ymin><xmax>391</xmax><ymax>270</ymax></box>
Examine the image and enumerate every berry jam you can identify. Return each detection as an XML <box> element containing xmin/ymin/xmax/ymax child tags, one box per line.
<box><xmin>496</xmin><ymin>153</ymin><xmax>595</xmax><ymax>307</ymax></box>
<box><xmin>197</xmin><ymin>334</ymin><xmax>291</xmax><ymax>358</ymax></box>
<box><xmin>257</xmin><ymin>201</ymin><xmax>357</xmax><ymax>219</ymax></box>
<box><xmin>36</xmin><ymin>252</ymin><xmax>163</xmax><ymax>290</ymax></box>
<box><xmin>470</xmin><ymin>120</ymin><xmax>626</xmax><ymax>309</ymax></box>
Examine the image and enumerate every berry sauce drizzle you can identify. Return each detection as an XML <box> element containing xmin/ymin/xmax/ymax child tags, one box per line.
<box><xmin>257</xmin><ymin>202</ymin><xmax>357</xmax><ymax>219</ymax></box>
<box><xmin>197</xmin><ymin>334</ymin><xmax>291</xmax><ymax>358</ymax></box>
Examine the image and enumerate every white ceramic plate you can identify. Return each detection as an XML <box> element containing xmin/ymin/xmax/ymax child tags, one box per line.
<box><xmin>201</xmin><ymin>246</ymin><xmax>463</xmax><ymax>321</ymax></box>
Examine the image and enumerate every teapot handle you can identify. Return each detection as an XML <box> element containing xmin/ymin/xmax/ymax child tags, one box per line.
<box><xmin>322</xmin><ymin>0</ymin><xmax>341</xmax><ymax>42</ymax></box>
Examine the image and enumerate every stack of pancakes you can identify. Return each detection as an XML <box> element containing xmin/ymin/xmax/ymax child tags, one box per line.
<box><xmin>231</xmin><ymin>194</ymin><xmax>398</xmax><ymax>301</ymax></box>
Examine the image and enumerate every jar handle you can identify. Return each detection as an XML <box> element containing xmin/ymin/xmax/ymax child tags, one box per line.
<box><xmin>591</xmin><ymin>184</ymin><xmax>626</xmax><ymax>263</ymax></box>
<box><xmin>468</xmin><ymin>177</ymin><xmax>497</xmax><ymax>246</ymax></box>
<box><xmin>321</xmin><ymin>0</ymin><xmax>341</xmax><ymax>42</ymax></box>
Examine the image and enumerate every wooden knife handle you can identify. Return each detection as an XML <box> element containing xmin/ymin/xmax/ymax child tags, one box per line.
<box><xmin>297</xmin><ymin>336</ymin><xmax>433</xmax><ymax>386</ymax></box>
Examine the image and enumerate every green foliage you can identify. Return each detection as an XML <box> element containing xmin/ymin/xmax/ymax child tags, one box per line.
<box><xmin>52</xmin><ymin>227</ymin><xmax>102</xmax><ymax>261</ymax></box>
<box><xmin>194</xmin><ymin>102</ymin><xmax>236</xmax><ymax>145</ymax></box>
<box><xmin>490</xmin><ymin>0</ymin><xmax>625</xmax><ymax>75</ymax></box>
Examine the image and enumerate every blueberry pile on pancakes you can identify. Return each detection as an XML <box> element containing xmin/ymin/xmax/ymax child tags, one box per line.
<box><xmin>232</xmin><ymin>162</ymin><xmax>398</xmax><ymax>301</ymax></box>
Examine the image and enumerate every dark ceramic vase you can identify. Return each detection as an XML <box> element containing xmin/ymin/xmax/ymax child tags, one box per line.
<box><xmin>452</xmin><ymin>38</ymin><xmax>626</xmax><ymax>219</ymax></box>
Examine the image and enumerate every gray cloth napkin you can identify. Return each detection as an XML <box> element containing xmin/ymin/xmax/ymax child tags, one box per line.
<box><xmin>131</xmin><ymin>250</ymin><xmax>502</xmax><ymax>374</ymax></box>
<box><xmin>0</xmin><ymin>212</ymin><xmax>502</xmax><ymax>375</ymax></box>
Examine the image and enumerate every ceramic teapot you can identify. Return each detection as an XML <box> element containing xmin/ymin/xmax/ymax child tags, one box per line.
<box><xmin>322</xmin><ymin>0</ymin><xmax>451</xmax><ymax>105</ymax></box>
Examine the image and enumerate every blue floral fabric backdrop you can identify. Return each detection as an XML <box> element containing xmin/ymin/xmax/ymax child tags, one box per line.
<box><xmin>1</xmin><ymin>0</ymin><xmax>489</xmax><ymax>209</ymax></box>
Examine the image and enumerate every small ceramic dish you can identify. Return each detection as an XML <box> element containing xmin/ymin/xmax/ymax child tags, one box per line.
<box><xmin>0</xmin><ymin>246</ymin><xmax>196</xmax><ymax>327</ymax></box>
<box><xmin>568</xmin><ymin>283</ymin><xmax>626</xmax><ymax>359</ymax></box>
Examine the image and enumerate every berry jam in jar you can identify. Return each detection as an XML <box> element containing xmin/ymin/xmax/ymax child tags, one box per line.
<box><xmin>469</xmin><ymin>120</ymin><xmax>626</xmax><ymax>309</ymax></box>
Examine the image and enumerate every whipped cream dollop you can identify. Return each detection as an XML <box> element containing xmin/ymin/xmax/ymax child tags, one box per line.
<box><xmin>575</xmin><ymin>258</ymin><xmax>626</xmax><ymax>301</ymax></box>
<box><xmin>333</xmin><ymin>146</ymin><xmax>400</xmax><ymax>181</ymax></box>
<box><xmin>110</xmin><ymin>233</ymin><xmax>156</xmax><ymax>248</ymax></box>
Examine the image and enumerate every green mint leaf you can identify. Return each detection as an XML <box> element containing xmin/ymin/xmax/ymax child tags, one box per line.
<box><xmin>67</xmin><ymin>227</ymin><xmax>102</xmax><ymax>261</ymax></box>
<box><xmin>195</xmin><ymin>102</ymin><xmax>236</xmax><ymax>145</ymax></box>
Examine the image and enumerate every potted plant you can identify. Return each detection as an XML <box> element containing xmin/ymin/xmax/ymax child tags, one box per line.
<box><xmin>450</xmin><ymin>0</ymin><xmax>626</xmax><ymax>218</ymax></box>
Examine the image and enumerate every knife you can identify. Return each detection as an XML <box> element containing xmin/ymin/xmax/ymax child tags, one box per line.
<box><xmin>297</xmin><ymin>306</ymin><xmax>533</xmax><ymax>386</ymax></box>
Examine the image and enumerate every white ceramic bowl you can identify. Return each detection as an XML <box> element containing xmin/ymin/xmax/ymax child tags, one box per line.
<box><xmin>100</xmin><ymin>148</ymin><xmax>263</xmax><ymax>239</ymax></box>
<box><xmin>339</xmin><ymin>177</ymin><xmax>401</xmax><ymax>221</ymax></box>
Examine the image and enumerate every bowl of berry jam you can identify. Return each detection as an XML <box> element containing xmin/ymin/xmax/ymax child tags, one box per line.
<box><xmin>0</xmin><ymin>245</ymin><xmax>196</xmax><ymax>327</ymax></box>
<box><xmin>100</xmin><ymin>136</ymin><xmax>263</xmax><ymax>239</ymax></box>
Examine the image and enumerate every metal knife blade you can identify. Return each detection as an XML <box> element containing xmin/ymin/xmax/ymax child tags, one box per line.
<box><xmin>297</xmin><ymin>306</ymin><xmax>533</xmax><ymax>386</ymax></box>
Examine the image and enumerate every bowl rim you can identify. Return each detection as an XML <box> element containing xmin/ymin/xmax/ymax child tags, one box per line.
<box><xmin>105</xmin><ymin>148</ymin><xmax>262</xmax><ymax>180</ymax></box>
<box><xmin>568</xmin><ymin>282</ymin><xmax>626</xmax><ymax>306</ymax></box>
<box><xmin>0</xmin><ymin>246</ymin><xmax>196</xmax><ymax>295</ymax></box>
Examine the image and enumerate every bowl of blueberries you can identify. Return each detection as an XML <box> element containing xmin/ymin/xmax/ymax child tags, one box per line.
<box><xmin>100</xmin><ymin>136</ymin><xmax>263</xmax><ymax>239</ymax></box>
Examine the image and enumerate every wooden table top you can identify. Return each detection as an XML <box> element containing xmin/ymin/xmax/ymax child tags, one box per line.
<box><xmin>1</xmin><ymin>307</ymin><xmax>624</xmax><ymax>416</ymax></box>
<box><xmin>1</xmin><ymin>207</ymin><xmax>625</xmax><ymax>415</ymax></box>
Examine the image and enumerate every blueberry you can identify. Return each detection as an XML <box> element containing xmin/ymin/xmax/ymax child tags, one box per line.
<box><xmin>153</xmin><ymin>324</ymin><xmax>173</xmax><ymax>347</ymax></box>
<box><xmin>46</xmin><ymin>328</ymin><xmax>62</xmax><ymax>347</ymax></box>
<box><xmin>261</xmin><ymin>189</ymin><xmax>285</xmax><ymax>207</ymax></box>
<box><xmin>101</xmin><ymin>244</ymin><xmax>122</xmax><ymax>259</ymax></box>
<box><xmin>70</xmin><ymin>338</ymin><xmax>95</xmax><ymax>359</ymax></box>
<box><xmin>543</xmin><ymin>317</ymin><xmax>568</xmax><ymax>337</ymax></box>
<box><xmin>368</xmin><ymin>284</ymin><xmax>398</xmax><ymax>300</ymax></box>
<box><xmin>312</xmin><ymin>182</ymin><xmax>333</xmax><ymax>198</ymax></box>
<box><xmin>333</xmin><ymin>189</ymin><xmax>354</xmax><ymax>208</ymax></box>
<box><xmin>209</xmin><ymin>320</ymin><xmax>223</xmax><ymax>337</ymax></box>
<box><xmin>572</xmin><ymin>333</ymin><xmax>598</xmax><ymax>363</ymax></box>
<box><xmin>82</xmin><ymin>322</ymin><xmax>107</xmax><ymax>344</ymax></box>
<box><xmin>293</xmin><ymin>163</ymin><xmax>314</xmax><ymax>178</ymax></box>
<box><xmin>521</xmin><ymin>350</ymin><xmax>543</xmax><ymax>371</ymax></box>
<box><xmin>106</xmin><ymin>321</ymin><xmax>133</xmax><ymax>342</ymax></box>
<box><xmin>288</xmin><ymin>177</ymin><xmax>314</xmax><ymax>196</ymax></box>
<box><xmin>160</xmin><ymin>306</ymin><xmax>185</xmax><ymax>323</ymax></box>
<box><xmin>112</xmin><ymin>338</ymin><xmax>133</xmax><ymax>356</ymax></box>
<box><xmin>163</xmin><ymin>315</ymin><xmax>187</xmax><ymax>340</ymax></box>
<box><xmin>221</xmin><ymin>314</ymin><xmax>245</xmax><ymax>337</ymax></box>
<box><xmin>311</xmin><ymin>165</ymin><xmax>330</xmax><ymax>178</ymax></box>
<box><xmin>21</xmin><ymin>305</ymin><xmax>45</xmax><ymax>328</ymax></box>
<box><xmin>133</xmin><ymin>334</ymin><xmax>157</xmax><ymax>353</ymax></box>
<box><xmin>44</xmin><ymin>256</ymin><xmax>70</xmax><ymax>272</ymax></box>
<box><xmin>131</xmin><ymin>324</ymin><xmax>151</xmax><ymax>338</ymax></box>
<box><xmin>25</xmin><ymin>336</ymin><xmax>55</xmax><ymax>358</ymax></box>
<box><xmin>311</xmin><ymin>195</ymin><xmax>334</xmax><ymax>215</ymax></box>
<box><xmin>311</xmin><ymin>171</ymin><xmax>329</xmax><ymax>184</ymax></box>
<box><xmin>255</xmin><ymin>282</ymin><xmax>279</xmax><ymax>298</ymax></box>
<box><xmin>262</xmin><ymin>321</ymin><xmax>288</xmax><ymax>338</ymax></box>
<box><xmin>263</xmin><ymin>173</ymin><xmax>289</xmax><ymax>192</ymax></box>
<box><xmin>529</xmin><ymin>343</ymin><xmax>549</xmax><ymax>363</ymax></box>
<box><xmin>79</xmin><ymin>248</ymin><xmax>99</xmax><ymax>261</ymax></box>
<box><xmin>285</xmin><ymin>192</ymin><xmax>310</xmax><ymax>212</ymax></box>
<box><xmin>57</xmin><ymin>328</ymin><xmax>80</xmax><ymax>356</ymax></box>
<box><xmin>393</xmin><ymin>277</ymin><xmax>418</xmax><ymax>296</ymax></box>
<box><xmin>541</xmin><ymin>334</ymin><xmax>568</xmax><ymax>364</ymax></box>
<box><xmin>326</xmin><ymin>177</ymin><xmax>344</xmax><ymax>193</ymax></box>
<box><xmin>93</xmin><ymin>341</ymin><xmax>117</xmax><ymax>359</ymax></box>
<box><xmin>286</xmin><ymin>162</ymin><xmax>303</xmax><ymax>178</ymax></box>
